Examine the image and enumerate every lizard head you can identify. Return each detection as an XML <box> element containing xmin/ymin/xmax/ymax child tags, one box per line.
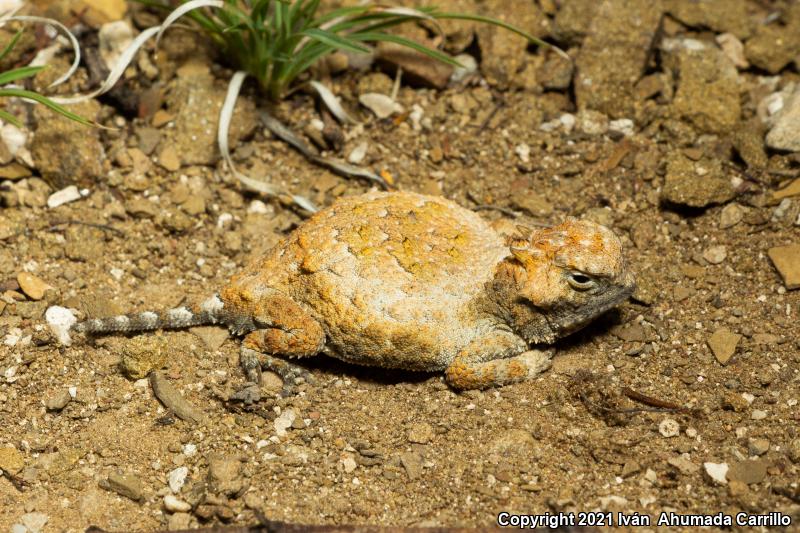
<box><xmin>504</xmin><ymin>218</ymin><xmax>635</xmax><ymax>343</ymax></box>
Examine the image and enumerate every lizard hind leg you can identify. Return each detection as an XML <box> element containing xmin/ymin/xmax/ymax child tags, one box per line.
<box><xmin>233</xmin><ymin>295</ymin><xmax>326</xmax><ymax>401</ymax></box>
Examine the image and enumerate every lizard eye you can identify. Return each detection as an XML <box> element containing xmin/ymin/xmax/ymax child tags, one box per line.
<box><xmin>567</xmin><ymin>272</ymin><xmax>595</xmax><ymax>291</ymax></box>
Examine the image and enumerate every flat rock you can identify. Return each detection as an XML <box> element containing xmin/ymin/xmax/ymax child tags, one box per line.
<box><xmin>574</xmin><ymin>0</ymin><xmax>663</xmax><ymax>118</ymax></box>
<box><xmin>45</xmin><ymin>389</ymin><xmax>72</xmax><ymax>411</ymax></box>
<box><xmin>0</xmin><ymin>446</ymin><xmax>24</xmax><ymax>475</ymax></box>
<box><xmin>375</xmin><ymin>42</ymin><xmax>453</xmax><ymax>90</ymax></box>
<box><xmin>30</xmin><ymin>100</ymin><xmax>104</xmax><ymax>189</ymax></box>
<box><xmin>475</xmin><ymin>0</ymin><xmax>550</xmax><ymax>89</ymax></box>
<box><xmin>164</xmin><ymin>61</ymin><xmax>257</xmax><ymax>166</ymax></box>
<box><xmin>666</xmin><ymin>42</ymin><xmax>740</xmax><ymax>134</ymax></box>
<box><xmin>773</xmin><ymin>179</ymin><xmax>800</xmax><ymax>201</ymax></box>
<box><xmin>707</xmin><ymin>327</ymin><xmax>740</xmax><ymax>365</ymax></box>
<box><xmin>665</xmin><ymin>0</ymin><xmax>752</xmax><ymax>39</ymax></box>
<box><xmin>661</xmin><ymin>153</ymin><xmax>735</xmax><ymax>208</ymax></box>
<box><xmin>727</xmin><ymin>459</ymin><xmax>768</xmax><ymax>485</ymax></box>
<box><xmin>767</xmin><ymin>244</ymin><xmax>800</xmax><ymax>289</ymax></box>
<box><xmin>105</xmin><ymin>472</ymin><xmax>144</xmax><ymax>501</ymax></box>
<box><xmin>190</xmin><ymin>326</ymin><xmax>229</xmax><ymax>351</ymax></box>
<box><xmin>744</xmin><ymin>4</ymin><xmax>800</xmax><ymax>74</ymax></box>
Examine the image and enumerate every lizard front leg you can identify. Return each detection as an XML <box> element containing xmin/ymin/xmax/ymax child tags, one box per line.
<box><xmin>445</xmin><ymin>331</ymin><xmax>553</xmax><ymax>390</ymax></box>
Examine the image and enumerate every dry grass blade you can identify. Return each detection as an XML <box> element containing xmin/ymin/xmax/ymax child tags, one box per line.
<box><xmin>219</xmin><ymin>71</ymin><xmax>317</xmax><ymax>213</ymax></box>
<box><xmin>309</xmin><ymin>80</ymin><xmax>358</xmax><ymax>124</ymax></box>
<box><xmin>1</xmin><ymin>15</ymin><xmax>80</xmax><ymax>88</ymax></box>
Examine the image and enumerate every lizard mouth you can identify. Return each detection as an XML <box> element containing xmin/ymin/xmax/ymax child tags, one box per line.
<box><xmin>552</xmin><ymin>281</ymin><xmax>636</xmax><ymax>337</ymax></box>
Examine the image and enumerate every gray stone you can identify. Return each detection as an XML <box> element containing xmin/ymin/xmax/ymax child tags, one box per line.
<box><xmin>765</xmin><ymin>86</ymin><xmax>800</xmax><ymax>152</ymax></box>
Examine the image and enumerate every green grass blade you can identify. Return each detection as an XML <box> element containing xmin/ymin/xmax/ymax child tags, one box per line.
<box><xmin>433</xmin><ymin>12</ymin><xmax>569</xmax><ymax>59</ymax></box>
<box><xmin>0</xmin><ymin>65</ymin><xmax>44</xmax><ymax>86</ymax></box>
<box><xmin>350</xmin><ymin>32</ymin><xmax>462</xmax><ymax>67</ymax></box>
<box><xmin>0</xmin><ymin>109</ymin><xmax>22</xmax><ymax>128</ymax></box>
<box><xmin>0</xmin><ymin>88</ymin><xmax>96</xmax><ymax>127</ymax></box>
<box><xmin>300</xmin><ymin>28</ymin><xmax>371</xmax><ymax>54</ymax></box>
<box><xmin>0</xmin><ymin>29</ymin><xmax>23</xmax><ymax>62</ymax></box>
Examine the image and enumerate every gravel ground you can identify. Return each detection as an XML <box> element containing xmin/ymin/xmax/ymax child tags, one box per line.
<box><xmin>1</xmin><ymin>0</ymin><xmax>799</xmax><ymax>531</ymax></box>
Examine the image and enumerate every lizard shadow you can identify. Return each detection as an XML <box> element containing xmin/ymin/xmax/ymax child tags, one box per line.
<box><xmin>297</xmin><ymin>354</ymin><xmax>435</xmax><ymax>388</ymax></box>
<box><xmin>291</xmin><ymin>308</ymin><xmax>627</xmax><ymax>387</ymax></box>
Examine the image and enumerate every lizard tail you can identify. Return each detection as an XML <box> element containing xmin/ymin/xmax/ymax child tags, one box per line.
<box><xmin>71</xmin><ymin>294</ymin><xmax>227</xmax><ymax>334</ymax></box>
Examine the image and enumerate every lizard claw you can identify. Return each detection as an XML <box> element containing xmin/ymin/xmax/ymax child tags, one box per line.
<box><xmin>230</xmin><ymin>382</ymin><xmax>262</xmax><ymax>404</ymax></box>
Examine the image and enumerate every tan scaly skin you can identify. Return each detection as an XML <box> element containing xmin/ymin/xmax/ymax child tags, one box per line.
<box><xmin>68</xmin><ymin>191</ymin><xmax>635</xmax><ymax>401</ymax></box>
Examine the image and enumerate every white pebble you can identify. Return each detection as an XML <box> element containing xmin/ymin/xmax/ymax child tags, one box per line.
<box><xmin>216</xmin><ymin>212</ymin><xmax>233</xmax><ymax>229</ymax></box>
<box><xmin>182</xmin><ymin>443</ymin><xmax>197</xmax><ymax>457</ymax></box>
<box><xmin>47</xmin><ymin>186</ymin><xmax>84</xmax><ymax>208</ymax></box>
<box><xmin>751</xmin><ymin>409</ymin><xmax>767</xmax><ymax>420</ymax></box>
<box><xmin>609</xmin><ymin>118</ymin><xmax>635</xmax><ymax>137</ymax></box>
<box><xmin>163</xmin><ymin>494</ymin><xmax>191</xmax><ymax>513</ymax></box>
<box><xmin>247</xmin><ymin>199</ymin><xmax>270</xmax><ymax>214</ymax></box>
<box><xmin>358</xmin><ymin>93</ymin><xmax>403</xmax><ymax>119</ymax></box>
<box><xmin>515</xmin><ymin>143</ymin><xmax>531</xmax><ymax>164</ymax></box>
<box><xmin>685</xmin><ymin>427</ymin><xmax>698</xmax><ymax>438</ymax></box>
<box><xmin>659</xmin><ymin>418</ymin><xmax>680</xmax><ymax>438</ymax></box>
<box><xmin>20</xmin><ymin>512</ymin><xmax>49</xmax><ymax>533</ymax></box>
<box><xmin>348</xmin><ymin>141</ymin><xmax>368</xmax><ymax>164</ymax></box>
<box><xmin>341</xmin><ymin>456</ymin><xmax>357</xmax><ymax>473</ymax></box>
<box><xmin>274</xmin><ymin>408</ymin><xmax>296</xmax><ymax>437</ymax></box>
<box><xmin>168</xmin><ymin>466</ymin><xmax>188</xmax><ymax>493</ymax></box>
<box><xmin>703</xmin><ymin>462</ymin><xmax>728</xmax><ymax>484</ymax></box>
<box><xmin>45</xmin><ymin>306</ymin><xmax>77</xmax><ymax>346</ymax></box>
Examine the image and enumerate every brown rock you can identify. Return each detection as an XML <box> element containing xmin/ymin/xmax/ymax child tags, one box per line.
<box><xmin>727</xmin><ymin>459</ymin><xmax>768</xmax><ymax>485</ymax></box>
<box><xmin>772</xmin><ymin>179</ymin><xmax>800</xmax><ymax>201</ymax></box>
<box><xmin>476</xmin><ymin>0</ymin><xmax>550</xmax><ymax>89</ymax></box>
<box><xmin>30</xmin><ymin>100</ymin><xmax>104</xmax><ymax>188</ymax></box>
<box><xmin>157</xmin><ymin>145</ymin><xmax>181</xmax><ymax>172</ymax></box>
<box><xmin>164</xmin><ymin>61</ymin><xmax>257</xmax><ymax>166</ymax></box>
<box><xmin>660</xmin><ymin>153</ymin><xmax>734</xmax><ymax>208</ymax></box>
<box><xmin>707</xmin><ymin>327</ymin><xmax>740</xmax><ymax>365</ymax></box>
<box><xmin>668</xmin><ymin>44</ymin><xmax>740</xmax><ymax>134</ymax></box>
<box><xmin>0</xmin><ymin>446</ymin><xmax>24</xmax><ymax>475</ymax></box>
<box><xmin>744</xmin><ymin>5</ymin><xmax>800</xmax><ymax>74</ymax></box>
<box><xmin>376</xmin><ymin>42</ymin><xmax>453</xmax><ymax>89</ymax></box>
<box><xmin>105</xmin><ymin>472</ymin><xmax>144</xmax><ymax>501</ymax></box>
<box><xmin>17</xmin><ymin>272</ymin><xmax>53</xmax><ymax>301</ymax></box>
<box><xmin>665</xmin><ymin>0</ymin><xmax>752</xmax><ymax>39</ymax></box>
<box><xmin>574</xmin><ymin>0</ymin><xmax>663</xmax><ymax>118</ymax></box>
<box><xmin>768</xmin><ymin>244</ymin><xmax>800</xmax><ymax>289</ymax></box>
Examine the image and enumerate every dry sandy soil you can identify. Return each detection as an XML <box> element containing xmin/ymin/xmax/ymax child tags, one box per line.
<box><xmin>1</xmin><ymin>0</ymin><xmax>799</xmax><ymax>531</ymax></box>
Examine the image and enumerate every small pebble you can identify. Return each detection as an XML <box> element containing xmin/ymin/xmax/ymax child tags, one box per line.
<box><xmin>20</xmin><ymin>513</ymin><xmax>48</xmax><ymax>533</ymax></box>
<box><xmin>751</xmin><ymin>409</ymin><xmax>767</xmax><ymax>420</ymax></box>
<box><xmin>168</xmin><ymin>466</ymin><xmax>189</xmax><ymax>493</ymax></box>
<box><xmin>658</xmin><ymin>418</ymin><xmax>680</xmax><ymax>438</ymax></box>
<box><xmin>719</xmin><ymin>203</ymin><xmax>743</xmax><ymax>229</ymax></box>
<box><xmin>707</xmin><ymin>327</ymin><xmax>740</xmax><ymax>365</ymax></box>
<box><xmin>45</xmin><ymin>389</ymin><xmax>72</xmax><ymax>412</ymax></box>
<box><xmin>17</xmin><ymin>272</ymin><xmax>53</xmax><ymax>301</ymax></box>
<box><xmin>164</xmin><ymin>494</ymin><xmax>191</xmax><ymax>513</ymax></box>
<box><xmin>747</xmin><ymin>438</ymin><xmax>769</xmax><ymax>456</ymax></box>
<box><xmin>704</xmin><ymin>462</ymin><xmax>729</xmax><ymax>485</ymax></box>
<box><xmin>702</xmin><ymin>245</ymin><xmax>727</xmax><ymax>265</ymax></box>
<box><xmin>47</xmin><ymin>185</ymin><xmax>84</xmax><ymax>208</ymax></box>
<box><xmin>348</xmin><ymin>142</ymin><xmax>368</xmax><ymax>164</ymax></box>
<box><xmin>359</xmin><ymin>93</ymin><xmax>403</xmax><ymax>119</ymax></box>
<box><xmin>274</xmin><ymin>408</ymin><xmax>296</xmax><ymax>437</ymax></box>
<box><xmin>407</xmin><ymin>422</ymin><xmax>434</xmax><ymax>444</ymax></box>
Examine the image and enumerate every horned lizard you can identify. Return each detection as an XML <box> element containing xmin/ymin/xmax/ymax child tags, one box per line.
<box><xmin>56</xmin><ymin>191</ymin><xmax>635</xmax><ymax>400</ymax></box>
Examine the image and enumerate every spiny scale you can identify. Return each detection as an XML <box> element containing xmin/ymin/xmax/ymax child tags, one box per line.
<box><xmin>71</xmin><ymin>295</ymin><xmax>225</xmax><ymax>334</ymax></box>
